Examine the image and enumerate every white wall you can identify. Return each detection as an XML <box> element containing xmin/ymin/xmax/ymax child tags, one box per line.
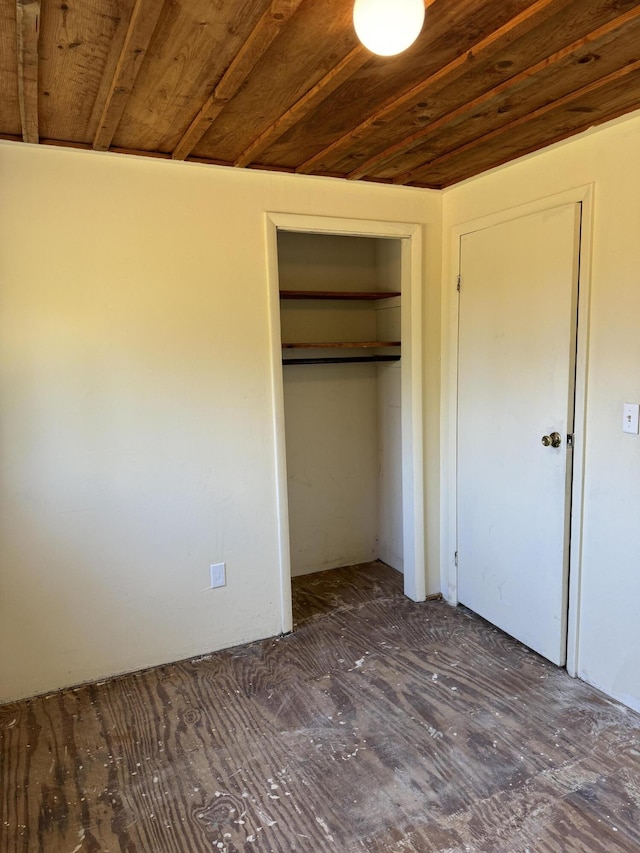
<box><xmin>442</xmin><ymin>109</ymin><xmax>640</xmax><ymax>712</ymax></box>
<box><xmin>375</xmin><ymin>240</ymin><xmax>404</xmax><ymax>572</ymax></box>
<box><xmin>0</xmin><ymin>142</ymin><xmax>441</xmax><ymax>702</ymax></box>
<box><xmin>377</xmin><ymin>363</ymin><xmax>403</xmax><ymax>571</ymax></box>
<box><xmin>283</xmin><ymin>362</ymin><xmax>380</xmax><ymax>575</ymax></box>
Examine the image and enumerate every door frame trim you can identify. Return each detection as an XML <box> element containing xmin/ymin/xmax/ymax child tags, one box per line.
<box><xmin>441</xmin><ymin>186</ymin><xmax>594</xmax><ymax>676</ymax></box>
<box><xmin>266</xmin><ymin>212</ymin><xmax>426</xmax><ymax>634</ymax></box>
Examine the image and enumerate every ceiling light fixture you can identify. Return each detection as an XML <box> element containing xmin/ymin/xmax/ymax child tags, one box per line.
<box><xmin>353</xmin><ymin>0</ymin><xmax>425</xmax><ymax>57</ymax></box>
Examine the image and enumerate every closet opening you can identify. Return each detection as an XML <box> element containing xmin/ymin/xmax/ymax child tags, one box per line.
<box><xmin>267</xmin><ymin>214</ymin><xmax>425</xmax><ymax>633</ymax></box>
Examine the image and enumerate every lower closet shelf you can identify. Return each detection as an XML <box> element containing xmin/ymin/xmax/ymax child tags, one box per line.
<box><xmin>283</xmin><ymin>355</ymin><xmax>401</xmax><ymax>365</ymax></box>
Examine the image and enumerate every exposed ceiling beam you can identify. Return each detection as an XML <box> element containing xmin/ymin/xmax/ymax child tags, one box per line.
<box><xmin>87</xmin><ymin>5</ymin><xmax>138</xmax><ymax>142</ymax></box>
<box><xmin>93</xmin><ymin>0</ymin><xmax>165</xmax><ymax>152</ymax></box>
<box><xmin>349</xmin><ymin>5</ymin><xmax>640</xmax><ymax>181</ymax></box>
<box><xmin>16</xmin><ymin>0</ymin><xmax>40</xmax><ymax>144</ymax></box>
<box><xmin>172</xmin><ymin>0</ymin><xmax>305</xmax><ymax>162</ymax></box>
<box><xmin>398</xmin><ymin>57</ymin><xmax>640</xmax><ymax>186</ymax></box>
<box><xmin>233</xmin><ymin>45</ymin><xmax>369</xmax><ymax>167</ymax></box>
<box><xmin>295</xmin><ymin>0</ymin><xmax>559</xmax><ymax>176</ymax></box>
<box><xmin>235</xmin><ymin>0</ymin><xmax>441</xmax><ymax>169</ymax></box>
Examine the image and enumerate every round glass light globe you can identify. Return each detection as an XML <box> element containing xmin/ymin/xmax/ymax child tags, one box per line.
<box><xmin>353</xmin><ymin>0</ymin><xmax>425</xmax><ymax>57</ymax></box>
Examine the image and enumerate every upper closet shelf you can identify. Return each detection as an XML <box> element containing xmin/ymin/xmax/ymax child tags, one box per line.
<box><xmin>279</xmin><ymin>290</ymin><xmax>400</xmax><ymax>300</ymax></box>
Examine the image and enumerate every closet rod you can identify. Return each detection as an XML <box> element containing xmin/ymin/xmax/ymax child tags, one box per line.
<box><xmin>283</xmin><ymin>356</ymin><xmax>401</xmax><ymax>365</ymax></box>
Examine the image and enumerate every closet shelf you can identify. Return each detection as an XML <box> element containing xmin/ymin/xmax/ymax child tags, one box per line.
<box><xmin>282</xmin><ymin>341</ymin><xmax>401</xmax><ymax>349</ymax></box>
<box><xmin>283</xmin><ymin>355</ymin><xmax>401</xmax><ymax>365</ymax></box>
<box><xmin>279</xmin><ymin>290</ymin><xmax>400</xmax><ymax>300</ymax></box>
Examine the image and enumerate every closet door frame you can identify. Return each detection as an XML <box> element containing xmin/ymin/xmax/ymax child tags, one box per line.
<box><xmin>266</xmin><ymin>212</ymin><xmax>426</xmax><ymax>633</ymax></box>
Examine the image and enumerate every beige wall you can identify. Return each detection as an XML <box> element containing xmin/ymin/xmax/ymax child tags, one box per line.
<box><xmin>3</xmin><ymin>110</ymin><xmax>639</xmax><ymax>711</ymax></box>
<box><xmin>0</xmin><ymin>142</ymin><xmax>441</xmax><ymax>702</ymax></box>
<box><xmin>442</xmin><ymin>110</ymin><xmax>640</xmax><ymax>712</ymax></box>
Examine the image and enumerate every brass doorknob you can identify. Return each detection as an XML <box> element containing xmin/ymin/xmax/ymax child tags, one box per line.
<box><xmin>541</xmin><ymin>432</ymin><xmax>562</xmax><ymax>448</ymax></box>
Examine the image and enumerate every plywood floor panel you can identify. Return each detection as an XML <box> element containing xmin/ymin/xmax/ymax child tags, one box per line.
<box><xmin>1</xmin><ymin>561</ymin><xmax>639</xmax><ymax>851</ymax></box>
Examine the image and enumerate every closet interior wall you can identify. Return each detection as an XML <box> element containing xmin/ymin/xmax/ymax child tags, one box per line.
<box><xmin>278</xmin><ymin>231</ymin><xmax>403</xmax><ymax>578</ymax></box>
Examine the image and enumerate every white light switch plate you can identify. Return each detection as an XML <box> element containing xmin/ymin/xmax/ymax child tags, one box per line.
<box><xmin>623</xmin><ymin>403</ymin><xmax>640</xmax><ymax>435</ymax></box>
<box><xmin>210</xmin><ymin>562</ymin><xmax>226</xmax><ymax>588</ymax></box>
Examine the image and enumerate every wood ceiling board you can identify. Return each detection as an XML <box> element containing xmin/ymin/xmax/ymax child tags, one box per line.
<box><xmin>251</xmin><ymin>0</ymin><xmax>539</xmax><ymax>172</ymax></box>
<box><xmin>190</xmin><ymin>0</ymin><xmax>360</xmax><ymax>162</ymax></box>
<box><xmin>5</xmin><ymin>0</ymin><xmax>640</xmax><ymax>189</ymax></box>
<box><xmin>0</xmin><ymin>2</ymin><xmax>21</xmax><ymax>134</ymax></box>
<box><xmin>85</xmin><ymin>0</ymin><xmax>138</xmax><ymax>140</ymax></box>
<box><xmin>92</xmin><ymin>0</ymin><xmax>166</xmax><ymax>151</ymax></box>
<box><xmin>292</xmin><ymin>0</ymin><xmax>565</xmax><ymax>176</ymax></box>
<box><xmin>294</xmin><ymin>0</ymin><xmax>640</xmax><ymax>177</ymax></box>
<box><xmin>408</xmin><ymin>65</ymin><xmax>640</xmax><ymax>188</ymax></box>
<box><xmin>111</xmin><ymin>0</ymin><xmax>273</xmax><ymax>153</ymax></box>
<box><xmin>350</xmin><ymin>0</ymin><xmax>640</xmax><ymax>179</ymax></box>
<box><xmin>231</xmin><ymin>0</ymin><xmax>448</xmax><ymax>168</ymax></box>
<box><xmin>232</xmin><ymin>45</ymin><xmax>370</xmax><ymax>169</ymax></box>
<box><xmin>38</xmin><ymin>0</ymin><xmax>127</xmax><ymax>143</ymax></box>
<box><xmin>16</xmin><ymin>0</ymin><xmax>40</xmax><ymax>143</ymax></box>
<box><xmin>369</xmin><ymin>20</ymin><xmax>640</xmax><ymax>181</ymax></box>
<box><xmin>172</xmin><ymin>0</ymin><xmax>306</xmax><ymax>161</ymax></box>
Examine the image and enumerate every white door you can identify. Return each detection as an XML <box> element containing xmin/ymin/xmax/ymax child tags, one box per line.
<box><xmin>457</xmin><ymin>203</ymin><xmax>581</xmax><ymax>665</ymax></box>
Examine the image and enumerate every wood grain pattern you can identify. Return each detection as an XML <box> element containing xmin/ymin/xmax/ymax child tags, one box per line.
<box><xmin>289</xmin><ymin>0</ymin><xmax>640</xmax><ymax>179</ymax></box>
<box><xmin>233</xmin><ymin>0</ymin><xmax>435</xmax><ymax>169</ymax></box>
<box><xmin>37</xmin><ymin>0</ymin><xmax>125</xmax><ymax>143</ymax></box>
<box><xmin>373</xmin><ymin>13</ymin><xmax>640</xmax><ymax>183</ymax></box>
<box><xmin>16</xmin><ymin>0</ymin><xmax>39</xmax><ymax>143</ymax></box>
<box><xmin>401</xmin><ymin>57</ymin><xmax>640</xmax><ymax>186</ymax></box>
<box><xmin>189</xmin><ymin>0</ymin><xmax>362</xmax><ymax>164</ymax></box>
<box><xmin>92</xmin><ymin>0</ymin><xmax>165</xmax><ymax>151</ymax></box>
<box><xmin>254</xmin><ymin>0</ymin><xmax>536</xmax><ymax>172</ymax></box>
<box><xmin>295</xmin><ymin>0</ymin><xmax>559</xmax><ymax>176</ymax></box>
<box><xmin>428</xmin><ymin>83</ymin><xmax>640</xmax><ymax>188</ymax></box>
<box><xmin>1</xmin><ymin>1</ymin><xmax>22</xmax><ymax>135</ymax></box>
<box><xmin>347</xmin><ymin>5</ymin><xmax>640</xmax><ymax>181</ymax></box>
<box><xmin>172</xmin><ymin>0</ymin><xmax>304</xmax><ymax>161</ymax></box>
<box><xmin>5</xmin><ymin>0</ymin><xmax>640</xmax><ymax>184</ymax></box>
<box><xmin>233</xmin><ymin>45</ymin><xmax>369</xmax><ymax>168</ymax></box>
<box><xmin>110</xmin><ymin>0</ymin><xmax>274</xmax><ymax>153</ymax></box>
<box><xmin>2</xmin><ymin>561</ymin><xmax>640</xmax><ymax>852</ymax></box>
<box><xmin>84</xmin><ymin>0</ymin><xmax>136</xmax><ymax>142</ymax></box>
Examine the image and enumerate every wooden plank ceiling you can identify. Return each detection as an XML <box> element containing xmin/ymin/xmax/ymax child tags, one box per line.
<box><xmin>2</xmin><ymin>0</ymin><xmax>640</xmax><ymax>188</ymax></box>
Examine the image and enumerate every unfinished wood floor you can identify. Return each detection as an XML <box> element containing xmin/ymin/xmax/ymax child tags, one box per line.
<box><xmin>2</xmin><ymin>562</ymin><xmax>640</xmax><ymax>852</ymax></box>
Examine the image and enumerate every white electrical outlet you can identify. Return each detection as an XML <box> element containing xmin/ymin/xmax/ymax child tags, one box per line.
<box><xmin>209</xmin><ymin>562</ymin><xmax>226</xmax><ymax>589</ymax></box>
<box><xmin>623</xmin><ymin>403</ymin><xmax>640</xmax><ymax>435</ymax></box>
